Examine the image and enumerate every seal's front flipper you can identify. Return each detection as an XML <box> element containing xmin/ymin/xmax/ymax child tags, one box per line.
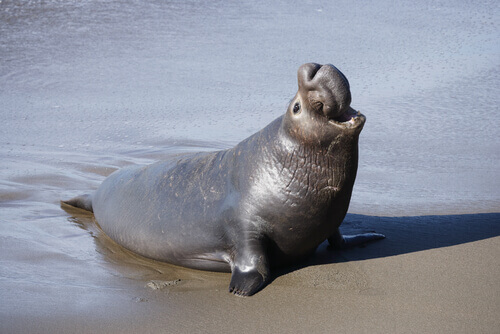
<box><xmin>228</xmin><ymin>237</ymin><xmax>270</xmax><ymax>297</ymax></box>
<box><xmin>328</xmin><ymin>229</ymin><xmax>385</xmax><ymax>250</ymax></box>
<box><xmin>229</xmin><ymin>266</ymin><xmax>267</xmax><ymax>297</ymax></box>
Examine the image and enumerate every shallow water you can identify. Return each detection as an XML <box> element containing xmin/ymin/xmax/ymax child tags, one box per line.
<box><xmin>1</xmin><ymin>0</ymin><xmax>499</xmax><ymax>330</ymax></box>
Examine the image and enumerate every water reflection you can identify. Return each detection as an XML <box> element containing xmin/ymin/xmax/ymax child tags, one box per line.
<box><xmin>62</xmin><ymin>202</ymin><xmax>228</xmax><ymax>292</ymax></box>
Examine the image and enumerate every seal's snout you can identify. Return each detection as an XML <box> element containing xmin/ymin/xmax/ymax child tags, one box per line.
<box><xmin>297</xmin><ymin>63</ymin><xmax>322</xmax><ymax>90</ymax></box>
<box><xmin>297</xmin><ymin>63</ymin><xmax>352</xmax><ymax>120</ymax></box>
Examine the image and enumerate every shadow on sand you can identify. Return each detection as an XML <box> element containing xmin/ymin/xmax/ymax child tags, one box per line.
<box><xmin>311</xmin><ymin>212</ymin><xmax>500</xmax><ymax>264</ymax></box>
<box><xmin>272</xmin><ymin>212</ymin><xmax>500</xmax><ymax>285</ymax></box>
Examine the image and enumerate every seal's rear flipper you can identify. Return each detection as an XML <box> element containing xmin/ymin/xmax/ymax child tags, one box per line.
<box><xmin>61</xmin><ymin>194</ymin><xmax>94</xmax><ymax>213</ymax></box>
<box><xmin>328</xmin><ymin>229</ymin><xmax>385</xmax><ymax>250</ymax></box>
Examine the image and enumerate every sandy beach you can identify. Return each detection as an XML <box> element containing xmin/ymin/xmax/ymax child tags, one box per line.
<box><xmin>1</xmin><ymin>0</ymin><xmax>499</xmax><ymax>333</ymax></box>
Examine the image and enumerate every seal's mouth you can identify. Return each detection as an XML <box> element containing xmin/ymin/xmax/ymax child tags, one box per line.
<box><xmin>327</xmin><ymin>108</ymin><xmax>365</xmax><ymax>129</ymax></box>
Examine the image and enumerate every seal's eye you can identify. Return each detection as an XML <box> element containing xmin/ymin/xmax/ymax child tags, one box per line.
<box><xmin>292</xmin><ymin>102</ymin><xmax>301</xmax><ymax>114</ymax></box>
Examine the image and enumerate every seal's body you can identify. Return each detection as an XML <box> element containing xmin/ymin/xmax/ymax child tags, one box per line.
<box><xmin>64</xmin><ymin>63</ymin><xmax>384</xmax><ymax>296</ymax></box>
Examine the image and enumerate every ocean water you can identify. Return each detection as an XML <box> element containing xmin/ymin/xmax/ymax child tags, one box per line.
<box><xmin>0</xmin><ymin>0</ymin><xmax>499</xmax><ymax>325</ymax></box>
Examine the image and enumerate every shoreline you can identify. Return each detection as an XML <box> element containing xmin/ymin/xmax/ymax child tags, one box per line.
<box><xmin>2</xmin><ymin>209</ymin><xmax>499</xmax><ymax>334</ymax></box>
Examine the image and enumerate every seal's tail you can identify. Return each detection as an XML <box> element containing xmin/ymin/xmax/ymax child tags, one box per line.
<box><xmin>62</xmin><ymin>194</ymin><xmax>94</xmax><ymax>213</ymax></box>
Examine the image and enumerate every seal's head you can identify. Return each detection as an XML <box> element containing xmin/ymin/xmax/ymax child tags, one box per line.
<box><xmin>283</xmin><ymin>63</ymin><xmax>365</xmax><ymax>145</ymax></box>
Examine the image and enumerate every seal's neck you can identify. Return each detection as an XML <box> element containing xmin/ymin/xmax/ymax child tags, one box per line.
<box><xmin>272</xmin><ymin>131</ymin><xmax>360</xmax><ymax>200</ymax></box>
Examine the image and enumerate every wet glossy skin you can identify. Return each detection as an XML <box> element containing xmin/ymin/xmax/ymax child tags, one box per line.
<box><xmin>64</xmin><ymin>63</ymin><xmax>384</xmax><ymax>296</ymax></box>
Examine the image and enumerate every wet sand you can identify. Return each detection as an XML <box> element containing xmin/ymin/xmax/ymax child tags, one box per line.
<box><xmin>1</xmin><ymin>1</ymin><xmax>499</xmax><ymax>333</ymax></box>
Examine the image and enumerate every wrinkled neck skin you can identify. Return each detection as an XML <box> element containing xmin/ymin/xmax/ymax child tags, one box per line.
<box><xmin>274</xmin><ymin>113</ymin><xmax>361</xmax><ymax>209</ymax></box>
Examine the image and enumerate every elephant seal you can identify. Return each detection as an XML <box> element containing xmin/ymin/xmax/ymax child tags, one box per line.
<box><xmin>63</xmin><ymin>63</ymin><xmax>384</xmax><ymax>296</ymax></box>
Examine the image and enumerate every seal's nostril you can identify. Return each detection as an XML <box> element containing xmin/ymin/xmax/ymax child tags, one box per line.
<box><xmin>307</xmin><ymin>65</ymin><xmax>321</xmax><ymax>81</ymax></box>
<box><xmin>298</xmin><ymin>63</ymin><xmax>322</xmax><ymax>89</ymax></box>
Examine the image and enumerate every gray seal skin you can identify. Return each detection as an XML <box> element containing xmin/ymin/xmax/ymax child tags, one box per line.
<box><xmin>64</xmin><ymin>63</ymin><xmax>384</xmax><ymax>296</ymax></box>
